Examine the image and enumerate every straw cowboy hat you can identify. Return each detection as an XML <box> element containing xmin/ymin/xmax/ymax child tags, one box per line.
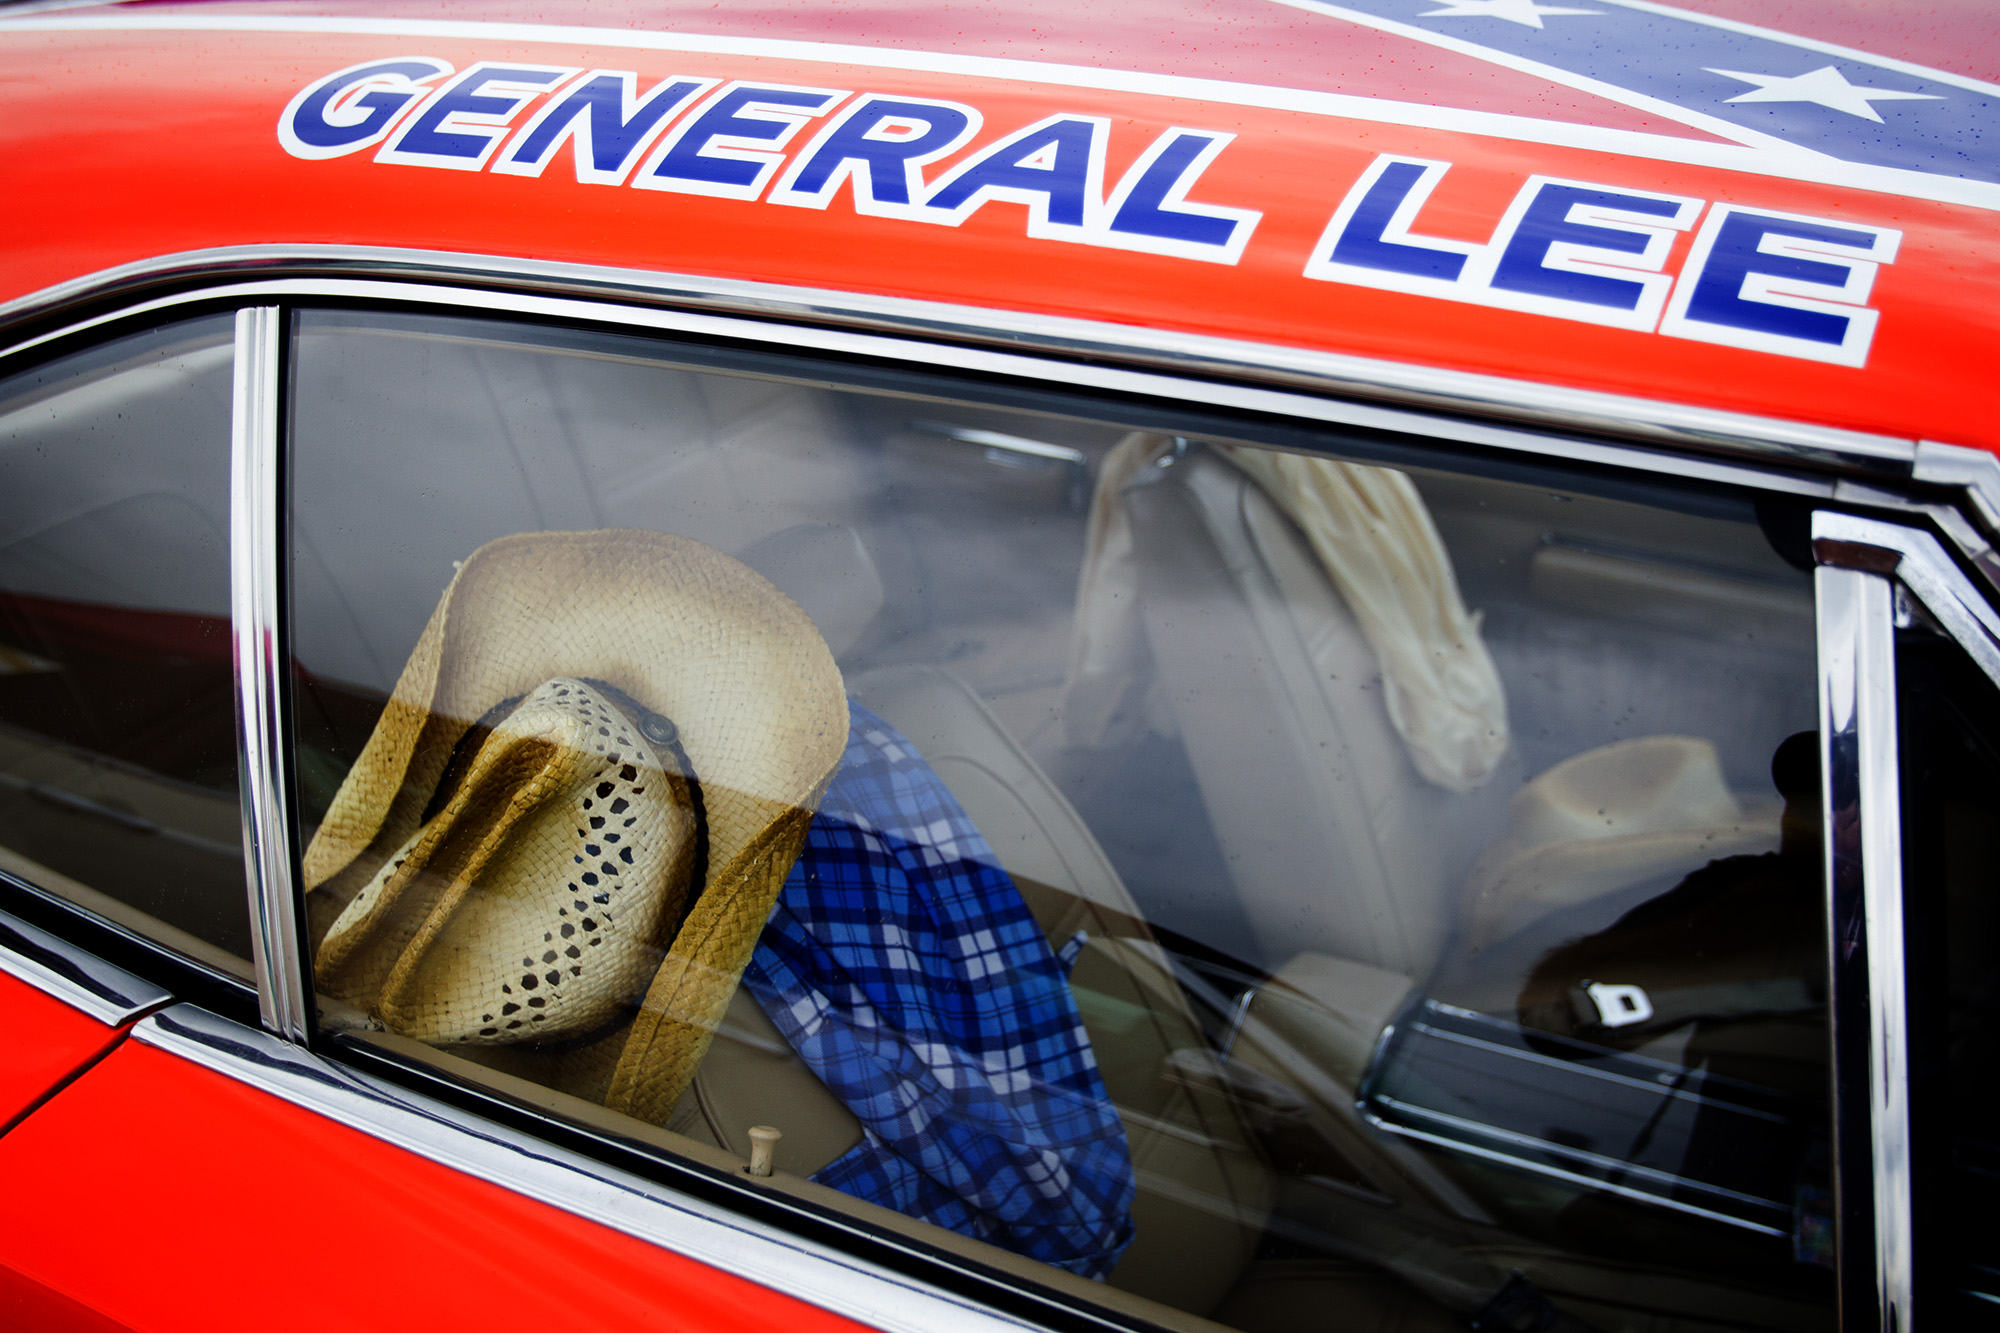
<box><xmin>304</xmin><ymin>529</ymin><xmax>847</xmax><ymax>1124</ymax></box>
<box><xmin>1460</xmin><ymin>735</ymin><xmax>1779</xmax><ymax>953</ymax></box>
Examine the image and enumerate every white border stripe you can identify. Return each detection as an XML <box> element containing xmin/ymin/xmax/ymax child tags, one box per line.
<box><xmin>4</xmin><ymin>12</ymin><xmax>2000</xmax><ymax>210</ymax></box>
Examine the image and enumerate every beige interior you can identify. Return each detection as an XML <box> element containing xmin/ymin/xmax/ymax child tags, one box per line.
<box><xmin>254</xmin><ymin>324</ymin><xmax>1833</xmax><ymax>1332</ymax></box>
<box><xmin>1239</xmin><ymin>952</ymin><xmax>1414</xmax><ymax>1090</ymax></box>
<box><xmin>394</xmin><ymin>455</ymin><xmax>1827</xmax><ymax>1332</ymax></box>
<box><xmin>1114</xmin><ymin>449</ymin><xmax>1520</xmax><ymax>979</ymax></box>
<box><xmin>682</xmin><ymin>661</ymin><xmax>1475</xmax><ymax>1327</ymax></box>
<box><xmin>690</xmin><ymin>664</ymin><xmax>1269</xmax><ymax>1312</ymax></box>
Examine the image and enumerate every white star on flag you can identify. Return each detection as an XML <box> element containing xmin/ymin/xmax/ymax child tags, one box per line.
<box><xmin>1706</xmin><ymin>65</ymin><xmax>1942</xmax><ymax>123</ymax></box>
<box><xmin>1418</xmin><ymin>0</ymin><xmax>1598</xmax><ymax>29</ymax></box>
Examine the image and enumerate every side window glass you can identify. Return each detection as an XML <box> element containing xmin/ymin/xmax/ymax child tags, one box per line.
<box><xmin>0</xmin><ymin>318</ymin><xmax>247</xmax><ymax>975</ymax></box>
<box><xmin>291</xmin><ymin>309</ymin><xmax>1830</xmax><ymax>1329</ymax></box>
<box><xmin>1897</xmin><ymin>619</ymin><xmax>2000</xmax><ymax>1319</ymax></box>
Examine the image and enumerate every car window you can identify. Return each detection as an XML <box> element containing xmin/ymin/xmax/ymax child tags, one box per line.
<box><xmin>1895</xmin><ymin>618</ymin><xmax>2000</xmax><ymax>1321</ymax></box>
<box><xmin>0</xmin><ymin>317</ymin><xmax>248</xmax><ymax>977</ymax></box>
<box><xmin>289</xmin><ymin>308</ymin><xmax>1832</xmax><ymax>1330</ymax></box>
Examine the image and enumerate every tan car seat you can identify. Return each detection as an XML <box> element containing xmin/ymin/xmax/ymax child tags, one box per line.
<box><xmin>840</xmin><ymin>667</ymin><xmax>1495</xmax><ymax>1327</ymax></box>
<box><xmin>684</xmin><ymin>662</ymin><xmax>1274</xmax><ymax>1318</ymax></box>
<box><xmin>686</xmin><ymin>528</ymin><xmax>1479</xmax><ymax>1327</ymax></box>
<box><xmin>1117</xmin><ymin>448</ymin><xmax>1519</xmax><ymax>979</ymax></box>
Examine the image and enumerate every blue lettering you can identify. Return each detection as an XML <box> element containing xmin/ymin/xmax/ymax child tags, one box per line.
<box><xmin>388</xmin><ymin>64</ymin><xmax>573</xmax><ymax>164</ymax></box>
<box><xmin>1679</xmin><ymin>211</ymin><xmax>1884</xmax><ymax>346</ymax></box>
<box><xmin>1490</xmin><ymin>183</ymin><xmax>1685</xmax><ymax>310</ymax></box>
<box><xmin>502</xmin><ymin>73</ymin><xmax>708</xmax><ymax>179</ymax></box>
<box><xmin>788</xmin><ymin>97</ymin><xmax>974</xmax><ymax>207</ymax></box>
<box><xmin>1107</xmin><ymin>132</ymin><xmax>1239</xmax><ymax>250</ymax></box>
<box><xmin>1329</xmin><ymin>160</ymin><xmax>1468</xmax><ymax>283</ymax></box>
<box><xmin>647</xmin><ymin>85</ymin><xmax>844</xmax><ymax>191</ymax></box>
<box><xmin>280</xmin><ymin>58</ymin><xmax>450</xmax><ymax>159</ymax></box>
<box><xmin>927</xmin><ymin>117</ymin><xmax>1102</xmax><ymax>228</ymax></box>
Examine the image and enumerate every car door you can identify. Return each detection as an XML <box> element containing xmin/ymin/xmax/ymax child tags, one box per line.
<box><xmin>0</xmin><ymin>276</ymin><xmax>1989</xmax><ymax>1333</ymax></box>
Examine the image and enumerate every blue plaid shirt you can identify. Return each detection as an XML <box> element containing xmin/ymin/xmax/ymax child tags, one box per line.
<box><xmin>744</xmin><ymin>700</ymin><xmax>1136</xmax><ymax>1279</ymax></box>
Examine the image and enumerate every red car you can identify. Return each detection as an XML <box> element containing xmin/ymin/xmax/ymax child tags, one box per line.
<box><xmin>0</xmin><ymin>2</ymin><xmax>1994</xmax><ymax>1329</ymax></box>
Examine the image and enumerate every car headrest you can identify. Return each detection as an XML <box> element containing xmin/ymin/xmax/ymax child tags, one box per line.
<box><xmin>739</xmin><ymin>522</ymin><xmax>886</xmax><ymax>659</ymax></box>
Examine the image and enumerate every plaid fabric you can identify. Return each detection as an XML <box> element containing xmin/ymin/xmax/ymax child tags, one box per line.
<box><xmin>744</xmin><ymin>699</ymin><xmax>1136</xmax><ymax>1279</ymax></box>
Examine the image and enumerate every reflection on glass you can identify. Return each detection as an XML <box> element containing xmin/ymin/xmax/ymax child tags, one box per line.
<box><xmin>0</xmin><ymin>318</ymin><xmax>248</xmax><ymax>972</ymax></box>
<box><xmin>292</xmin><ymin>310</ymin><xmax>1832</xmax><ymax>1329</ymax></box>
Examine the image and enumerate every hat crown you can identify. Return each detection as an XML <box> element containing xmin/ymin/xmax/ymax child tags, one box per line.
<box><xmin>305</xmin><ymin>530</ymin><xmax>848</xmax><ymax>1121</ymax></box>
<box><xmin>1509</xmin><ymin>735</ymin><xmax>1744</xmax><ymax>851</ymax></box>
<box><xmin>323</xmin><ymin>675</ymin><xmax>700</xmax><ymax>1045</ymax></box>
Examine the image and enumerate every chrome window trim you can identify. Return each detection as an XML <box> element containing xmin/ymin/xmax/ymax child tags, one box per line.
<box><xmin>1815</xmin><ymin>512</ymin><xmax>1954</xmax><ymax>1333</ymax></box>
<box><xmin>230</xmin><ymin>307</ymin><xmax>309</xmax><ymax>1042</ymax></box>
<box><xmin>0</xmin><ymin>904</ymin><xmax>171</xmax><ymax>1027</ymax></box>
<box><xmin>2</xmin><ymin>275</ymin><xmax>1847</xmax><ymax>514</ymax></box>
<box><xmin>1852</xmin><ymin>582</ymin><xmax>1912</xmax><ymax>1333</ymax></box>
<box><xmin>1914</xmin><ymin>440</ymin><xmax>2000</xmax><ymax>538</ymax></box>
<box><xmin>1811</xmin><ymin>511</ymin><xmax>2000</xmax><ymax>1331</ymax></box>
<box><xmin>1831</xmin><ymin>478</ymin><xmax>2000</xmax><ymax>600</ymax></box>
<box><xmin>1814</xmin><ymin>561</ymin><xmax>1889</xmax><ymax>1331</ymax></box>
<box><xmin>0</xmin><ymin>244</ymin><xmax>1916</xmax><ymax>477</ymax></box>
<box><xmin>1817</xmin><ymin>511</ymin><xmax>2000</xmax><ymax>689</ymax></box>
<box><xmin>134</xmin><ymin>1002</ymin><xmax>1053</xmax><ymax>1333</ymax></box>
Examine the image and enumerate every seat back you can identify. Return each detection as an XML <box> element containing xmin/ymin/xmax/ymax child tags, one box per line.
<box><xmin>1120</xmin><ymin>450</ymin><xmax>1518</xmax><ymax>979</ymax></box>
<box><xmin>847</xmin><ymin>664</ymin><xmax>1275</xmax><ymax>1317</ymax></box>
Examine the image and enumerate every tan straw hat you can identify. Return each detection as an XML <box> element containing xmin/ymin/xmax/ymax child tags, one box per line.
<box><xmin>304</xmin><ymin>529</ymin><xmax>847</xmax><ymax>1123</ymax></box>
<box><xmin>1460</xmin><ymin>735</ymin><xmax>1779</xmax><ymax>952</ymax></box>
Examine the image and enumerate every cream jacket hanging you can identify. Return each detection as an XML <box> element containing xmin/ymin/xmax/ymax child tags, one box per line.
<box><xmin>1065</xmin><ymin>435</ymin><xmax>1509</xmax><ymax>793</ymax></box>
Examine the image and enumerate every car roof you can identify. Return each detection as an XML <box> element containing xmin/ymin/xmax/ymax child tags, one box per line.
<box><xmin>1</xmin><ymin>0</ymin><xmax>1995</xmax><ymax>456</ymax></box>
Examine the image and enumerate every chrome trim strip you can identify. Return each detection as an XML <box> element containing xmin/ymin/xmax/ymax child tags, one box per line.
<box><xmin>1833</xmin><ymin>478</ymin><xmax>2000</xmax><ymax>604</ymax></box>
<box><xmin>133</xmin><ymin>1004</ymin><xmax>1045</xmax><ymax>1333</ymax></box>
<box><xmin>2</xmin><ymin>273</ymin><xmax>1837</xmax><ymax>509</ymax></box>
<box><xmin>1813</xmin><ymin>560</ymin><xmax>1872</xmax><ymax>1326</ymax></box>
<box><xmin>0</xmin><ymin>904</ymin><xmax>170</xmax><ymax>1027</ymax></box>
<box><xmin>230</xmin><ymin>307</ymin><xmax>308</xmax><ymax>1043</ymax></box>
<box><xmin>1817</xmin><ymin>510</ymin><xmax>2000</xmax><ymax>689</ymax></box>
<box><xmin>1814</xmin><ymin>543</ymin><xmax>1912</xmax><ymax>1333</ymax></box>
<box><xmin>1914</xmin><ymin>439</ymin><xmax>2000</xmax><ymax>535</ymax></box>
<box><xmin>1850</xmin><ymin>569</ymin><xmax>1911</xmax><ymax>1333</ymax></box>
<box><xmin>0</xmin><ymin>245</ymin><xmax>1912</xmax><ymax>478</ymax></box>
<box><xmin>1812</xmin><ymin>510</ymin><xmax>2000</xmax><ymax>1332</ymax></box>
